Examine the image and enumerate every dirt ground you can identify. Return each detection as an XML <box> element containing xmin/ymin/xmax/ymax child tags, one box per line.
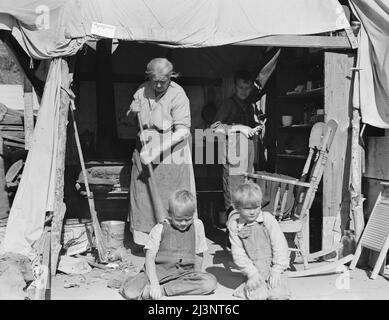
<box><xmin>50</xmin><ymin>227</ymin><xmax>389</xmax><ymax>300</ymax></box>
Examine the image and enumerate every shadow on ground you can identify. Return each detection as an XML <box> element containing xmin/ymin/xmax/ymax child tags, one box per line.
<box><xmin>206</xmin><ymin>265</ymin><xmax>243</xmax><ymax>290</ymax></box>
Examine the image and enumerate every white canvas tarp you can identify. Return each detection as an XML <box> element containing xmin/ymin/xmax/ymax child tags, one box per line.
<box><xmin>351</xmin><ymin>0</ymin><xmax>389</xmax><ymax>128</ymax></box>
<box><xmin>0</xmin><ymin>0</ymin><xmax>350</xmax><ymax>58</ymax></box>
<box><xmin>0</xmin><ymin>58</ymin><xmax>63</xmax><ymax>257</ymax></box>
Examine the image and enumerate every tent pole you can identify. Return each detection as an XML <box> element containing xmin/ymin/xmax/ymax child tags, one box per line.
<box><xmin>350</xmin><ymin>108</ymin><xmax>365</xmax><ymax>242</ymax></box>
<box><xmin>50</xmin><ymin>57</ymin><xmax>75</xmax><ymax>276</ymax></box>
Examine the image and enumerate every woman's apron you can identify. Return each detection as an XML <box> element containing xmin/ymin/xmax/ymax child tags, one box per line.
<box><xmin>129</xmin><ymin>129</ymin><xmax>196</xmax><ymax>237</ymax></box>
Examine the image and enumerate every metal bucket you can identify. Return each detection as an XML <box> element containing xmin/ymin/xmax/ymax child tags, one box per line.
<box><xmin>62</xmin><ymin>219</ymin><xmax>94</xmax><ymax>256</ymax></box>
<box><xmin>101</xmin><ymin>220</ymin><xmax>125</xmax><ymax>251</ymax></box>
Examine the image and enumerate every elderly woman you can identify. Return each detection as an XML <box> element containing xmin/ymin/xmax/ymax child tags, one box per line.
<box><xmin>127</xmin><ymin>58</ymin><xmax>196</xmax><ymax>246</ymax></box>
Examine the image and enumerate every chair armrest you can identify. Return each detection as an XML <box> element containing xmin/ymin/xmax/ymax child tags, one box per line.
<box><xmin>243</xmin><ymin>172</ymin><xmax>311</xmax><ymax>188</ymax></box>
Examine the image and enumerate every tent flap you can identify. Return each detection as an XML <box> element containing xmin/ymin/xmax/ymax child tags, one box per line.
<box><xmin>1</xmin><ymin>58</ymin><xmax>62</xmax><ymax>257</ymax></box>
<box><xmin>350</xmin><ymin>0</ymin><xmax>389</xmax><ymax>128</ymax></box>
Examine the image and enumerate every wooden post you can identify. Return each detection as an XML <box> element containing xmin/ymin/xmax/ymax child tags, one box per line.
<box><xmin>350</xmin><ymin>109</ymin><xmax>365</xmax><ymax>241</ymax></box>
<box><xmin>323</xmin><ymin>51</ymin><xmax>356</xmax><ymax>252</ymax></box>
<box><xmin>23</xmin><ymin>77</ymin><xmax>34</xmax><ymax>150</ymax></box>
<box><xmin>50</xmin><ymin>57</ymin><xmax>74</xmax><ymax>275</ymax></box>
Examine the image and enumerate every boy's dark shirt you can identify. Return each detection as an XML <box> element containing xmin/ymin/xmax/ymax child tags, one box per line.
<box><xmin>214</xmin><ymin>95</ymin><xmax>256</xmax><ymax>128</ymax></box>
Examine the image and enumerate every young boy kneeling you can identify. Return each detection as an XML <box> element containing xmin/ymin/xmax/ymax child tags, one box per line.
<box><xmin>120</xmin><ymin>190</ymin><xmax>217</xmax><ymax>299</ymax></box>
<box><xmin>228</xmin><ymin>182</ymin><xmax>290</xmax><ymax>300</ymax></box>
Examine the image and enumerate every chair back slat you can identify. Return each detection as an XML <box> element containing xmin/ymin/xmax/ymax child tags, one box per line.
<box><xmin>251</xmin><ymin>171</ymin><xmax>296</xmax><ymax>219</ymax></box>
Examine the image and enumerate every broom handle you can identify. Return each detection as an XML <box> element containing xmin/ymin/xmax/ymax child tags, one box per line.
<box><xmin>137</xmin><ymin>113</ymin><xmax>167</xmax><ymax>223</ymax></box>
<box><xmin>69</xmin><ymin>108</ymin><xmax>91</xmax><ymax>198</ymax></box>
<box><xmin>69</xmin><ymin>106</ymin><xmax>108</xmax><ymax>262</ymax></box>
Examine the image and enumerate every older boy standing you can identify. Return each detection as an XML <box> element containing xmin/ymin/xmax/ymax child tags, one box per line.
<box><xmin>211</xmin><ymin>70</ymin><xmax>264</xmax><ymax>215</ymax></box>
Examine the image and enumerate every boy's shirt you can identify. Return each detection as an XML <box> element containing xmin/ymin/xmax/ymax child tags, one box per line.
<box><xmin>144</xmin><ymin>218</ymin><xmax>208</xmax><ymax>254</ymax></box>
<box><xmin>228</xmin><ymin>210</ymin><xmax>289</xmax><ymax>278</ymax></box>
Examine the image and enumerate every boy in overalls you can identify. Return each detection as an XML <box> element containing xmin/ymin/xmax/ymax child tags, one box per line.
<box><xmin>120</xmin><ymin>190</ymin><xmax>217</xmax><ymax>299</ymax></box>
<box><xmin>227</xmin><ymin>181</ymin><xmax>290</xmax><ymax>300</ymax></box>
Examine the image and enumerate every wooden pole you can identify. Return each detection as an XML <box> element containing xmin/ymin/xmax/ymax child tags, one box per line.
<box><xmin>350</xmin><ymin>109</ymin><xmax>365</xmax><ymax>241</ymax></box>
<box><xmin>50</xmin><ymin>57</ymin><xmax>74</xmax><ymax>276</ymax></box>
<box><xmin>23</xmin><ymin>76</ymin><xmax>34</xmax><ymax>150</ymax></box>
<box><xmin>34</xmin><ymin>227</ymin><xmax>51</xmax><ymax>300</ymax></box>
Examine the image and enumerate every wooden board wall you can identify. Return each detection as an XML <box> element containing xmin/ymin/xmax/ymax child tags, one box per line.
<box><xmin>364</xmin><ymin>137</ymin><xmax>389</xmax><ymax>181</ymax></box>
<box><xmin>323</xmin><ymin>51</ymin><xmax>355</xmax><ymax>250</ymax></box>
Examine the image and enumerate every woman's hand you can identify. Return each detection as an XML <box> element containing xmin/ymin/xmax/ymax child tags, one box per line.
<box><xmin>129</xmin><ymin>101</ymin><xmax>141</xmax><ymax>114</ymax></box>
<box><xmin>140</xmin><ymin>143</ymin><xmax>161</xmax><ymax>165</ymax></box>
<box><xmin>139</xmin><ymin>129</ymin><xmax>162</xmax><ymax>165</ymax></box>
<box><xmin>235</xmin><ymin>125</ymin><xmax>257</xmax><ymax>138</ymax></box>
<box><xmin>149</xmin><ymin>283</ymin><xmax>163</xmax><ymax>300</ymax></box>
<box><xmin>246</xmin><ymin>272</ymin><xmax>262</xmax><ymax>291</ymax></box>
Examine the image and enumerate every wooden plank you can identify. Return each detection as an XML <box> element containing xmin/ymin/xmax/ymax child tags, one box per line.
<box><xmin>0</xmin><ymin>125</ymin><xmax>24</xmax><ymax>131</ymax></box>
<box><xmin>1</xmin><ymin>133</ymin><xmax>25</xmax><ymax>143</ymax></box>
<box><xmin>234</xmin><ymin>35</ymin><xmax>353</xmax><ymax>49</ymax></box>
<box><xmin>75</xmin><ymin>72</ymin><xmax>222</xmax><ymax>86</ymax></box>
<box><xmin>364</xmin><ymin>137</ymin><xmax>389</xmax><ymax>180</ymax></box>
<box><xmin>363</xmin><ymin>178</ymin><xmax>383</xmax><ymax>221</ymax></box>
<box><xmin>23</xmin><ymin>77</ymin><xmax>34</xmax><ymax>150</ymax></box>
<box><xmin>322</xmin><ymin>52</ymin><xmax>356</xmax><ymax>251</ymax></box>
<box><xmin>344</xmin><ymin>28</ymin><xmax>358</xmax><ymax>49</ymax></box>
<box><xmin>0</xmin><ymin>132</ymin><xmax>24</xmax><ymax>142</ymax></box>
<box><xmin>287</xmin><ymin>254</ymin><xmax>353</xmax><ymax>278</ymax></box>
<box><xmin>307</xmin><ymin>243</ymin><xmax>343</xmax><ymax>261</ymax></box>
<box><xmin>3</xmin><ymin>141</ymin><xmax>24</xmax><ymax>148</ymax></box>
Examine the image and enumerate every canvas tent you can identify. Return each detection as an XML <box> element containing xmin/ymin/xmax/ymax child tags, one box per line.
<box><xmin>0</xmin><ymin>0</ymin><xmax>377</xmax><ymax>273</ymax></box>
<box><xmin>0</xmin><ymin>0</ymin><xmax>350</xmax><ymax>57</ymax></box>
<box><xmin>350</xmin><ymin>0</ymin><xmax>389</xmax><ymax>129</ymax></box>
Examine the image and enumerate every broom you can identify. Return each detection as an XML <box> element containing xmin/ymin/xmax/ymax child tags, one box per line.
<box><xmin>68</xmin><ymin>99</ymin><xmax>108</xmax><ymax>263</ymax></box>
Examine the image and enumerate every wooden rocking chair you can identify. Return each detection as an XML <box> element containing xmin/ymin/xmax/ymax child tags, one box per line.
<box><xmin>239</xmin><ymin>119</ymin><xmax>354</xmax><ymax>277</ymax></box>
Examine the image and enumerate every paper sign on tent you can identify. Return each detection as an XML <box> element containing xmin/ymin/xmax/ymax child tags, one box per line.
<box><xmin>91</xmin><ymin>22</ymin><xmax>116</xmax><ymax>38</ymax></box>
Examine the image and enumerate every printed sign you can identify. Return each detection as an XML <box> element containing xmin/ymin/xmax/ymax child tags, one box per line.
<box><xmin>91</xmin><ymin>22</ymin><xmax>116</xmax><ymax>38</ymax></box>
